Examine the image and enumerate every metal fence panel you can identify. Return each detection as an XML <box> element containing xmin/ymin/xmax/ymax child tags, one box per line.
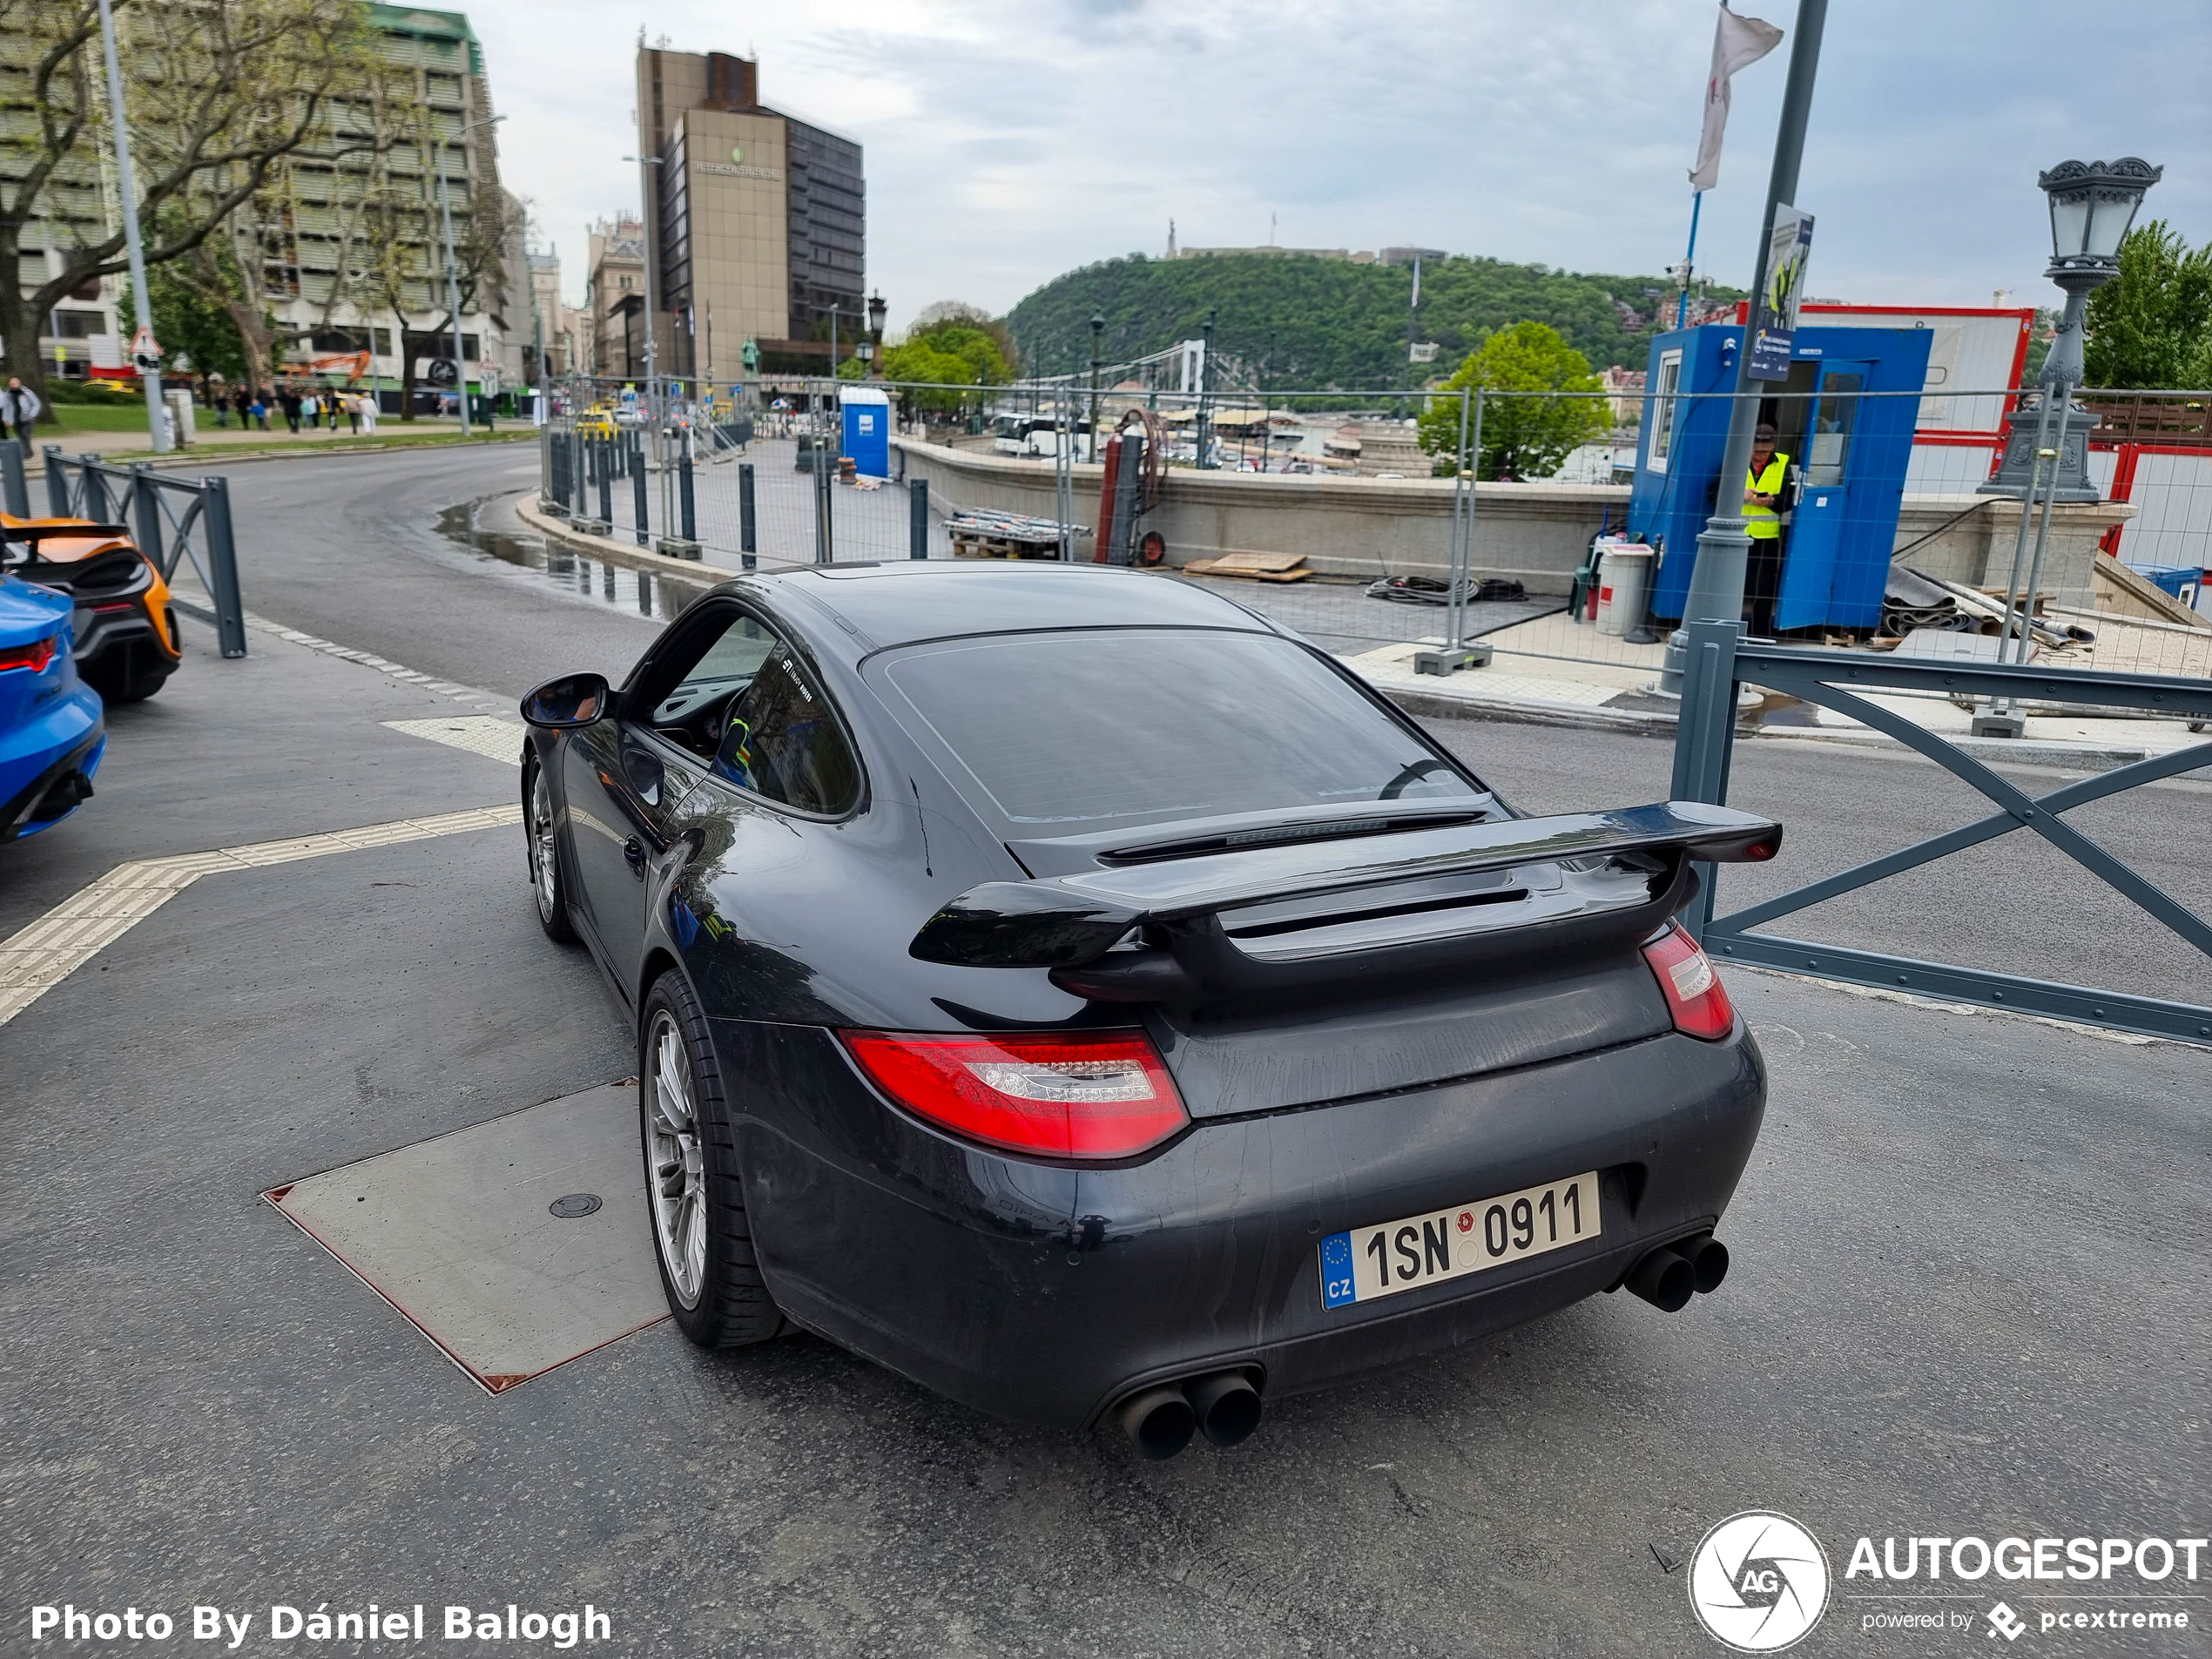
<box><xmin>1672</xmin><ymin>619</ymin><xmax>2212</xmax><ymax>1045</ymax></box>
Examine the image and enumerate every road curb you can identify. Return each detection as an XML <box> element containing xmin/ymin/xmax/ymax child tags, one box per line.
<box><xmin>1378</xmin><ymin>684</ymin><xmax>1686</xmax><ymax>738</ymax></box>
<box><xmin>513</xmin><ymin>498</ymin><xmax>743</xmax><ymax>589</ymax></box>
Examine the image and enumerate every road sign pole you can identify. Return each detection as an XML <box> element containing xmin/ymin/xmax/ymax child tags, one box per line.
<box><xmin>96</xmin><ymin>0</ymin><xmax>169</xmax><ymax>454</ymax></box>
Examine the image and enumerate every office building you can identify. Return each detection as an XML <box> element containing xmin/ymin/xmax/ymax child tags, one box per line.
<box><xmin>634</xmin><ymin>46</ymin><xmax>867</xmax><ymax>376</ymax></box>
<box><xmin>3</xmin><ymin>3</ymin><xmax>517</xmax><ymax>407</ymax></box>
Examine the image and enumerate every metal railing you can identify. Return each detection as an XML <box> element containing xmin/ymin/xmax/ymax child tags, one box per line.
<box><xmin>1670</xmin><ymin>617</ymin><xmax>2212</xmax><ymax>1044</ymax></box>
<box><xmin>3</xmin><ymin>442</ymin><xmax>247</xmax><ymax>658</ymax></box>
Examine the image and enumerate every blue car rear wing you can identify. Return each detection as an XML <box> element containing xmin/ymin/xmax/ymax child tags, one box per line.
<box><xmin>911</xmin><ymin>801</ymin><xmax>1782</xmax><ymax>1001</ymax></box>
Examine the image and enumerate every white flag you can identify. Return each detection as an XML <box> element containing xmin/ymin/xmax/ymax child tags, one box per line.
<box><xmin>1689</xmin><ymin>2</ymin><xmax>1784</xmax><ymax>192</ymax></box>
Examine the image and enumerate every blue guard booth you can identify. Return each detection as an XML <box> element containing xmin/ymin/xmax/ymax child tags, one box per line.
<box><xmin>1629</xmin><ymin>324</ymin><xmax>1930</xmax><ymax>631</ymax></box>
<box><xmin>841</xmin><ymin>385</ymin><xmax>892</xmax><ymax>479</ymax></box>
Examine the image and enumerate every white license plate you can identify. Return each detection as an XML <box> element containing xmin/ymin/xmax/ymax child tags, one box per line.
<box><xmin>1318</xmin><ymin>1171</ymin><xmax>1601</xmax><ymax>1311</ymax></box>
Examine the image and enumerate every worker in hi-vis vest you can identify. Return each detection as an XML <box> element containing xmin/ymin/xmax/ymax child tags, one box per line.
<box><xmin>1739</xmin><ymin>421</ymin><xmax>1795</xmax><ymax>636</ymax></box>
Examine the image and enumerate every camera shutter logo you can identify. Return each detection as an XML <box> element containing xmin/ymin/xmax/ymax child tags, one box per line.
<box><xmin>1689</xmin><ymin>1511</ymin><xmax>1831</xmax><ymax>1652</ymax></box>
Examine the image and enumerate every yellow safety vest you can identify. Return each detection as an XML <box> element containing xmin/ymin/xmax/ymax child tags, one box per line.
<box><xmin>1743</xmin><ymin>453</ymin><xmax>1790</xmax><ymax>539</ymax></box>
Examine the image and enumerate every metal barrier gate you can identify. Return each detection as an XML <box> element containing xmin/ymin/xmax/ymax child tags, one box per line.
<box><xmin>1670</xmin><ymin>617</ymin><xmax>2212</xmax><ymax>1044</ymax></box>
<box><xmin>2</xmin><ymin>442</ymin><xmax>247</xmax><ymax>659</ymax></box>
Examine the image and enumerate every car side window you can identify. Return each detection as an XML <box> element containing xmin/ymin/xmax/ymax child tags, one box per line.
<box><xmin>631</xmin><ymin>608</ymin><xmax>779</xmax><ymax>759</ymax></box>
<box><xmin>712</xmin><ymin>640</ymin><xmax>861</xmax><ymax>814</ymax></box>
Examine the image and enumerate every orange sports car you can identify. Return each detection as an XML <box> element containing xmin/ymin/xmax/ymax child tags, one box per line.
<box><xmin>0</xmin><ymin>516</ymin><xmax>180</xmax><ymax>703</ymax></box>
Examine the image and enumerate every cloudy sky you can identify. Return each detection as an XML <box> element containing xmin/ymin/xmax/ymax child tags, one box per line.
<box><xmin>469</xmin><ymin>0</ymin><xmax>2210</xmax><ymax>331</ymax></box>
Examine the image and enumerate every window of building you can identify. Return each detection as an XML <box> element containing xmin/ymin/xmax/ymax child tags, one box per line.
<box><xmin>1648</xmin><ymin>350</ymin><xmax>1683</xmax><ymax>472</ymax></box>
<box><xmin>48</xmin><ymin>310</ymin><xmax>107</xmax><ymax>339</ymax></box>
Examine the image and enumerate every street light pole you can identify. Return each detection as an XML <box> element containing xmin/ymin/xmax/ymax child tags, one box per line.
<box><xmin>1089</xmin><ymin>311</ymin><xmax>1103</xmax><ymax>463</ymax></box>
<box><xmin>1658</xmin><ymin>0</ymin><xmax>1828</xmax><ymax>694</ymax></box>
<box><xmin>438</xmin><ymin>113</ymin><xmax>504</xmax><ymax>439</ymax></box>
<box><xmin>94</xmin><ymin>0</ymin><xmax>167</xmax><ymax>453</ymax></box>
<box><xmin>1196</xmin><ymin>307</ymin><xmax>1216</xmax><ymax>469</ymax></box>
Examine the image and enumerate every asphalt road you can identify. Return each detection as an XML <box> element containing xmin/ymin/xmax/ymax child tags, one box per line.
<box><xmin>4</xmin><ymin>448</ymin><xmax>2203</xmax><ymax>1657</ymax></box>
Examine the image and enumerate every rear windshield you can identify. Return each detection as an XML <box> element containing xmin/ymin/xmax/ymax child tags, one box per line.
<box><xmin>881</xmin><ymin>631</ymin><xmax>1478</xmax><ymax>832</ymax></box>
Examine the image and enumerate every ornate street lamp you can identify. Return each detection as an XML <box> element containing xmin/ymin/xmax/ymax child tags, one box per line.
<box><xmin>1982</xmin><ymin>156</ymin><xmax>2161</xmax><ymax>502</ymax></box>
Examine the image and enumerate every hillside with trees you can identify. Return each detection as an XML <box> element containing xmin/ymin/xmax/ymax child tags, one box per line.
<box><xmin>1005</xmin><ymin>252</ymin><xmax>1734</xmax><ymax>389</ymax></box>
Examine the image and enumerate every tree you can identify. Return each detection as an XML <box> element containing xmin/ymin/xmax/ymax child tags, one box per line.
<box><xmin>162</xmin><ymin>44</ymin><xmax>419</xmax><ymax>396</ymax></box>
<box><xmin>0</xmin><ymin>0</ymin><xmax>369</xmax><ymax>413</ymax></box>
<box><xmin>349</xmin><ymin>118</ymin><xmax>526</xmax><ymax>420</ymax></box>
<box><xmin>1416</xmin><ymin>321</ymin><xmax>1608</xmax><ymax>480</ymax></box>
<box><xmin>116</xmin><ymin>254</ymin><xmax>248</xmax><ymax>383</ymax></box>
<box><xmin>2083</xmin><ymin>220</ymin><xmax>2212</xmax><ymax>390</ymax></box>
<box><xmin>911</xmin><ymin>300</ymin><xmax>1020</xmax><ymax>376</ymax></box>
<box><xmin>911</xmin><ymin>321</ymin><xmax>1010</xmax><ymax>388</ymax></box>
<box><xmin>877</xmin><ymin>340</ymin><xmax>976</xmax><ymax>415</ymax></box>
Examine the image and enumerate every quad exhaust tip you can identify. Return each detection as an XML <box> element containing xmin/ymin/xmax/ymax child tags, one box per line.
<box><xmin>1624</xmin><ymin>1231</ymin><xmax>1730</xmax><ymax>1312</ymax></box>
<box><xmin>1116</xmin><ymin>1369</ymin><xmax>1264</xmax><ymax>1460</ymax></box>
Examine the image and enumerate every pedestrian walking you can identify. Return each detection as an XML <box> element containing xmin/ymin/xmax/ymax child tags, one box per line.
<box><xmin>0</xmin><ymin>376</ymin><xmax>43</xmax><ymax>442</ymax></box>
<box><xmin>361</xmin><ymin>394</ymin><xmax>379</xmax><ymax>435</ymax></box>
<box><xmin>249</xmin><ymin>394</ymin><xmax>269</xmax><ymax>431</ymax></box>
<box><xmin>327</xmin><ymin>395</ymin><xmax>341</xmax><ymax>430</ymax></box>
<box><xmin>301</xmin><ymin>390</ymin><xmax>320</xmax><ymax>429</ymax></box>
<box><xmin>345</xmin><ymin>391</ymin><xmax>361</xmax><ymax>435</ymax></box>
<box><xmin>280</xmin><ymin>388</ymin><xmax>302</xmax><ymax>433</ymax></box>
<box><xmin>233</xmin><ymin>386</ymin><xmax>250</xmax><ymax>428</ymax></box>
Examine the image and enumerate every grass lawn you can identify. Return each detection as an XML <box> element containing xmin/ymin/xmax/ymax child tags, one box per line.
<box><xmin>45</xmin><ymin>403</ymin><xmax>157</xmax><ymax>432</ymax></box>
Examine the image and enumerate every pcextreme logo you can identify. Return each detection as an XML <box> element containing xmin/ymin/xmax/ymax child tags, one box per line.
<box><xmin>1689</xmin><ymin>1511</ymin><xmax>1833</xmax><ymax>1653</ymax></box>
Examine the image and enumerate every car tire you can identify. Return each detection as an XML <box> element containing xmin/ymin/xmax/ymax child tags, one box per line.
<box><xmin>639</xmin><ymin>970</ymin><xmax>791</xmax><ymax>1349</ymax></box>
<box><xmin>523</xmin><ymin>757</ymin><xmax>578</xmax><ymax>943</ymax></box>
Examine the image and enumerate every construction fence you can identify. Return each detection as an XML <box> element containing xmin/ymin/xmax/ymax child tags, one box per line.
<box><xmin>534</xmin><ymin>376</ymin><xmax>2210</xmax><ymax>698</ymax></box>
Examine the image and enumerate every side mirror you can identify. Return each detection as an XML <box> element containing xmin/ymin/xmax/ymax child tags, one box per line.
<box><xmin>521</xmin><ymin>672</ymin><xmax>611</xmax><ymax>730</ymax></box>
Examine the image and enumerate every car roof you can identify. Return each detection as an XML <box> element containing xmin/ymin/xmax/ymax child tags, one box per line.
<box><xmin>750</xmin><ymin>561</ymin><xmax>1282</xmax><ymax>651</ymax></box>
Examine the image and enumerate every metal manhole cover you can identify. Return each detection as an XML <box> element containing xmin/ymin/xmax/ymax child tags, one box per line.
<box><xmin>549</xmin><ymin>1192</ymin><xmax>603</xmax><ymax>1218</ymax></box>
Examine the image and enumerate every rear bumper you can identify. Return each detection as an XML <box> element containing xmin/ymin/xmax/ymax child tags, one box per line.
<box><xmin>2</xmin><ymin>714</ymin><xmax>105</xmax><ymax>842</ymax></box>
<box><xmin>73</xmin><ymin>603</ymin><xmax>179</xmax><ymax>690</ymax></box>
<box><xmin>715</xmin><ymin>1017</ymin><xmax>1766</xmax><ymax>1430</ymax></box>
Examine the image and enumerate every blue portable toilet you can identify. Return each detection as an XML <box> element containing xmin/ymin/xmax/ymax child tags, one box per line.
<box><xmin>842</xmin><ymin>386</ymin><xmax>891</xmax><ymax>479</ymax></box>
<box><xmin>1629</xmin><ymin>323</ymin><xmax>1931</xmax><ymax>631</ymax></box>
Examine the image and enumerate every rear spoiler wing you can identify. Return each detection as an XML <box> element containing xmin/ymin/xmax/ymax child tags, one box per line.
<box><xmin>1</xmin><ymin>523</ymin><xmax>134</xmax><ymax>563</ymax></box>
<box><xmin>912</xmin><ymin>801</ymin><xmax>1780</xmax><ymax>998</ymax></box>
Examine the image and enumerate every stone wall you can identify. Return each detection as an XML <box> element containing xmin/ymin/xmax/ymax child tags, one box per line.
<box><xmin>889</xmin><ymin>438</ymin><xmax>2135</xmax><ymax>608</ymax></box>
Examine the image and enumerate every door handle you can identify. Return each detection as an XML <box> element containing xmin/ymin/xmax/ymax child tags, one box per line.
<box><xmin>623</xmin><ymin>837</ymin><xmax>646</xmax><ymax>874</ymax></box>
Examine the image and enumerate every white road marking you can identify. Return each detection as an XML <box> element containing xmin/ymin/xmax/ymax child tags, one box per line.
<box><xmin>383</xmin><ymin>715</ymin><xmax>529</xmax><ymax>765</ymax></box>
<box><xmin>240</xmin><ymin>613</ymin><xmax>513</xmax><ymax>715</ymax></box>
<box><xmin>0</xmin><ymin>804</ymin><xmax>520</xmax><ymax>1024</ymax></box>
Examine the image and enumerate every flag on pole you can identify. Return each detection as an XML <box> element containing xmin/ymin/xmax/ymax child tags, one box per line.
<box><xmin>1689</xmin><ymin>2</ymin><xmax>1784</xmax><ymax>191</ymax></box>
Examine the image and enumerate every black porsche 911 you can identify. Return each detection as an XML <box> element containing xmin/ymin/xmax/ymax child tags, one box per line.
<box><xmin>519</xmin><ymin>561</ymin><xmax>1781</xmax><ymax>1458</ymax></box>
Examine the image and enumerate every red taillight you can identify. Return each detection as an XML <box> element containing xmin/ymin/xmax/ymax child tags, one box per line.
<box><xmin>0</xmin><ymin>635</ymin><xmax>58</xmax><ymax>674</ymax></box>
<box><xmin>840</xmin><ymin>1028</ymin><xmax>1190</xmax><ymax>1160</ymax></box>
<box><xmin>1642</xmin><ymin>927</ymin><xmax>1736</xmax><ymax>1040</ymax></box>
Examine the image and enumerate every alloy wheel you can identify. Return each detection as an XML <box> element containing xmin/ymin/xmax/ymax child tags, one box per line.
<box><xmin>645</xmin><ymin>1010</ymin><xmax>707</xmax><ymax>1308</ymax></box>
<box><xmin>529</xmin><ymin>767</ymin><xmax>557</xmax><ymax>923</ymax></box>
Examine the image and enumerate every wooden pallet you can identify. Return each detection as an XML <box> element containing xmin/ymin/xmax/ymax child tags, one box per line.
<box><xmin>951</xmin><ymin>531</ymin><xmax>1062</xmax><ymax>560</ymax></box>
<box><xmin>1181</xmin><ymin>550</ymin><xmax>1311</xmax><ymax>582</ymax></box>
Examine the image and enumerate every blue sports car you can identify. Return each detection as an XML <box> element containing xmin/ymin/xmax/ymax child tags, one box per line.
<box><xmin>0</xmin><ymin>572</ymin><xmax>103</xmax><ymax>842</ymax></box>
